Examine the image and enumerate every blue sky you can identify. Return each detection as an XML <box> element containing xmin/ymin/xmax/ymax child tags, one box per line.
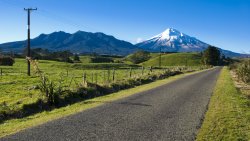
<box><xmin>0</xmin><ymin>0</ymin><xmax>249</xmax><ymax>53</ymax></box>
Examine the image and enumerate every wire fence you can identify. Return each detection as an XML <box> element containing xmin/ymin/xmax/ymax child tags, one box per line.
<box><xmin>0</xmin><ymin>66</ymin><xmax>205</xmax><ymax>88</ymax></box>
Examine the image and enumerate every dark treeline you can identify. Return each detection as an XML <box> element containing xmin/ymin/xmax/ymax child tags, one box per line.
<box><xmin>0</xmin><ymin>48</ymin><xmax>15</xmax><ymax>66</ymax></box>
<box><xmin>201</xmin><ymin>46</ymin><xmax>233</xmax><ymax>66</ymax></box>
<box><xmin>0</xmin><ymin>55</ymin><xmax>15</xmax><ymax>66</ymax></box>
<box><xmin>23</xmin><ymin>48</ymin><xmax>74</xmax><ymax>63</ymax></box>
<box><xmin>127</xmin><ymin>50</ymin><xmax>151</xmax><ymax>64</ymax></box>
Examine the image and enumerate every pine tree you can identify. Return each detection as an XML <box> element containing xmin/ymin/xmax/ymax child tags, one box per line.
<box><xmin>202</xmin><ymin>46</ymin><xmax>221</xmax><ymax>66</ymax></box>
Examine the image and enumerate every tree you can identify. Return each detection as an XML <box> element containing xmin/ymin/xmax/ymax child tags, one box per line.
<box><xmin>73</xmin><ymin>54</ymin><xmax>80</xmax><ymax>61</ymax></box>
<box><xmin>90</xmin><ymin>56</ymin><xmax>113</xmax><ymax>63</ymax></box>
<box><xmin>201</xmin><ymin>46</ymin><xmax>221</xmax><ymax>66</ymax></box>
<box><xmin>128</xmin><ymin>50</ymin><xmax>151</xmax><ymax>64</ymax></box>
<box><xmin>0</xmin><ymin>56</ymin><xmax>15</xmax><ymax>66</ymax></box>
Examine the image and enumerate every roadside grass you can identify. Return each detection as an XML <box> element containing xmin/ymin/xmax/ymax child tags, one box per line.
<box><xmin>0</xmin><ymin>69</ymin><xmax>205</xmax><ymax>138</ymax></box>
<box><xmin>196</xmin><ymin>67</ymin><xmax>250</xmax><ymax>141</ymax></box>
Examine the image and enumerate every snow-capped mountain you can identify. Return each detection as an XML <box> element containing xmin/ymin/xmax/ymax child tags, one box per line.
<box><xmin>136</xmin><ymin>28</ymin><xmax>247</xmax><ymax>57</ymax></box>
<box><xmin>136</xmin><ymin>28</ymin><xmax>209</xmax><ymax>52</ymax></box>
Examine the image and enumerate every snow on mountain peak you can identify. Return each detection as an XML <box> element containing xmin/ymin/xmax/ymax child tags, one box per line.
<box><xmin>149</xmin><ymin>28</ymin><xmax>183</xmax><ymax>41</ymax></box>
<box><xmin>137</xmin><ymin>28</ymin><xmax>209</xmax><ymax>52</ymax></box>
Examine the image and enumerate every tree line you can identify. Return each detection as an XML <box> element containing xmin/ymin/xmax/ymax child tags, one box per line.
<box><xmin>0</xmin><ymin>46</ymin><xmax>233</xmax><ymax>67</ymax></box>
<box><xmin>201</xmin><ymin>45</ymin><xmax>232</xmax><ymax>66</ymax></box>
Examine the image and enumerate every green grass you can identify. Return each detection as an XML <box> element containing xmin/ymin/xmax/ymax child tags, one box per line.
<box><xmin>0</xmin><ymin>58</ymin><xmax>163</xmax><ymax>117</ymax></box>
<box><xmin>1</xmin><ymin>57</ymin><xmax>200</xmax><ymax>121</ymax></box>
<box><xmin>141</xmin><ymin>52</ymin><xmax>202</xmax><ymax>67</ymax></box>
<box><xmin>196</xmin><ymin>67</ymin><xmax>250</xmax><ymax>141</ymax></box>
<box><xmin>0</xmin><ymin>69</ymin><xmax>206</xmax><ymax>138</ymax></box>
<box><xmin>0</xmin><ymin>56</ymin><xmax>205</xmax><ymax>137</ymax></box>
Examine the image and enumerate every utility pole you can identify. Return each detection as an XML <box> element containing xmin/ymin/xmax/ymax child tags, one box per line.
<box><xmin>24</xmin><ymin>8</ymin><xmax>37</xmax><ymax>76</ymax></box>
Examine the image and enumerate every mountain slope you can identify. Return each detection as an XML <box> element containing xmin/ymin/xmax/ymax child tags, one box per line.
<box><xmin>141</xmin><ymin>53</ymin><xmax>202</xmax><ymax>66</ymax></box>
<box><xmin>0</xmin><ymin>31</ymin><xmax>139</xmax><ymax>56</ymax></box>
<box><xmin>137</xmin><ymin>28</ymin><xmax>244</xmax><ymax>57</ymax></box>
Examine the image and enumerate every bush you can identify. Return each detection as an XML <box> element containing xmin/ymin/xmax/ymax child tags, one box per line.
<box><xmin>23</xmin><ymin>48</ymin><xmax>74</xmax><ymax>63</ymax></box>
<box><xmin>64</xmin><ymin>57</ymin><xmax>74</xmax><ymax>63</ymax></box>
<box><xmin>237</xmin><ymin>60</ymin><xmax>250</xmax><ymax>83</ymax></box>
<box><xmin>128</xmin><ymin>50</ymin><xmax>151</xmax><ymax>64</ymax></box>
<box><xmin>38</xmin><ymin>76</ymin><xmax>62</xmax><ymax>106</ymax></box>
<box><xmin>0</xmin><ymin>56</ymin><xmax>15</xmax><ymax>66</ymax></box>
<box><xmin>90</xmin><ymin>56</ymin><xmax>114</xmax><ymax>63</ymax></box>
<box><xmin>73</xmin><ymin>54</ymin><xmax>80</xmax><ymax>62</ymax></box>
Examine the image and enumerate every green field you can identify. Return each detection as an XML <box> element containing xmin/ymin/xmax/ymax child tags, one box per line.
<box><xmin>0</xmin><ymin>53</ymin><xmax>207</xmax><ymax>137</ymax></box>
<box><xmin>0</xmin><ymin>53</ymin><xmax>206</xmax><ymax>119</ymax></box>
<box><xmin>0</xmin><ymin>58</ymin><xmax>169</xmax><ymax>114</ymax></box>
<box><xmin>0</xmin><ymin>68</ymin><xmax>208</xmax><ymax>137</ymax></box>
<box><xmin>0</xmin><ymin>54</ymin><xmax>208</xmax><ymax>137</ymax></box>
<box><xmin>141</xmin><ymin>52</ymin><xmax>202</xmax><ymax>67</ymax></box>
<box><xmin>196</xmin><ymin>67</ymin><xmax>250</xmax><ymax>141</ymax></box>
<box><xmin>1</xmin><ymin>56</ymin><xmax>200</xmax><ymax>116</ymax></box>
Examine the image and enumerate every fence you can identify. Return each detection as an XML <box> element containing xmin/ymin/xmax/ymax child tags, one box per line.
<box><xmin>0</xmin><ymin>65</ymin><xmax>206</xmax><ymax>88</ymax></box>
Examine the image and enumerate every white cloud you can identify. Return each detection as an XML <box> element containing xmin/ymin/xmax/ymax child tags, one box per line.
<box><xmin>136</xmin><ymin>38</ymin><xmax>144</xmax><ymax>43</ymax></box>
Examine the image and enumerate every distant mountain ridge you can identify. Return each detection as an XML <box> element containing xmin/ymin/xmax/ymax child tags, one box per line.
<box><xmin>0</xmin><ymin>29</ymin><xmax>247</xmax><ymax>57</ymax></box>
<box><xmin>0</xmin><ymin>31</ymin><xmax>139</xmax><ymax>56</ymax></box>
<box><xmin>136</xmin><ymin>28</ymin><xmax>244</xmax><ymax>57</ymax></box>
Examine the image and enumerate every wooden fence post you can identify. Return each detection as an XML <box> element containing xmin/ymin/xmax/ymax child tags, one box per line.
<box><xmin>83</xmin><ymin>72</ymin><xmax>87</xmax><ymax>85</ymax></box>
<box><xmin>107</xmin><ymin>69</ymin><xmax>110</xmax><ymax>84</ymax></box>
<box><xmin>103</xmin><ymin>71</ymin><xmax>106</xmax><ymax>84</ymax></box>
<box><xmin>141</xmin><ymin>66</ymin><xmax>144</xmax><ymax>75</ymax></box>
<box><xmin>129</xmin><ymin>67</ymin><xmax>132</xmax><ymax>78</ymax></box>
<box><xmin>112</xmin><ymin>68</ymin><xmax>115</xmax><ymax>82</ymax></box>
<box><xmin>91</xmin><ymin>72</ymin><xmax>94</xmax><ymax>83</ymax></box>
<box><xmin>149</xmin><ymin>66</ymin><xmax>153</xmax><ymax>73</ymax></box>
<box><xmin>95</xmin><ymin>73</ymin><xmax>98</xmax><ymax>84</ymax></box>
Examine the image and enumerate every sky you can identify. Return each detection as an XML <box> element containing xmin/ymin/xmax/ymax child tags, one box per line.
<box><xmin>0</xmin><ymin>0</ymin><xmax>249</xmax><ymax>53</ymax></box>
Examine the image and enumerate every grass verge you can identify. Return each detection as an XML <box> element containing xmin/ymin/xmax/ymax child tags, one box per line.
<box><xmin>196</xmin><ymin>67</ymin><xmax>250</xmax><ymax>141</ymax></box>
<box><xmin>0</xmin><ymin>69</ymin><xmax>207</xmax><ymax>138</ymax></box>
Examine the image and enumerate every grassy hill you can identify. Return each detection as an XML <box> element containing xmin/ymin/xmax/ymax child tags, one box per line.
<box><xmin>141</xmin><ymin>53</ymin><xmax>202</xmax><ymax>67</ymax></box>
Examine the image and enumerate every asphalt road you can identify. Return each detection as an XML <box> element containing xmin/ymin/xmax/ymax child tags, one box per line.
<box><xmin>1</xmin><ymin>67</ymin><xmax>221</xmax><ymax>141</ymax></box>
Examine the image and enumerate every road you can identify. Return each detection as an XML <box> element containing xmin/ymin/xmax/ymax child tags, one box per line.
<box><xmin>1</xmin><ymin>67</ymin><xmax>221</xmax><ymax>141</ymax></box>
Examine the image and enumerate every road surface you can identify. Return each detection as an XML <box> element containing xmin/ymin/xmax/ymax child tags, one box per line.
<box><xmin>1</xmin><ymin>67</ymin><xmax>221</xmax><ymax>141</ymax></box>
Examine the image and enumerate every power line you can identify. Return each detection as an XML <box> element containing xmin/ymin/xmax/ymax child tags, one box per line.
<box><xmin>1</xmin><ymin>0</ymin><xmax>101</xmax><ymax>33</ymax></box>
<box><xmin>24</xmin><ymin>8</ymin><xmax>37</xmax><ymax>76</ymax></box>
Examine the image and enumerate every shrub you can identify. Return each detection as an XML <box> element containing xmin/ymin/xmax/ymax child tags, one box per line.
<box><xmin>0</xmin><ymin>56</ymin><xmax>15</xmax><ymax>66</ymax></box>
<box><xmin>237</xmin><ymin>60</ymin><xmax>250</xmax><ymax>83</ymax></box>
<box><xmin>64</xmin><ymin>57</ymin><xmax>74</xmax><ymax>63</ymax></box>
<box><xmin>90</xmin><ymin>56</ymin><xmax>114</xmax><ymax>63</ymax></box>
<box><xmin>73</xmin><ymin>54</ymin><xmax>80</xmax><ymax>62</ymax></box>
<box><xmin>38</xmin><ymin>75</ymin><xmax>62</xmax><ymax>106</ymax></box>
<box><xmin>0</xmin><ymin>102</ymin><xmax>11</xmax><ymax>121</ymax></box>
<box><xmin>128</xmin><ymin>50</ymin><xmax>151</xmax><ymax>64</ymax></box>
